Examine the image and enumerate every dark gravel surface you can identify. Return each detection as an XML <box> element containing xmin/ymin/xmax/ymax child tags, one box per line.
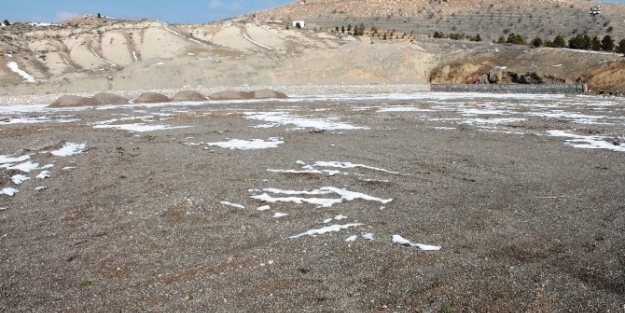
<box><xmin>1</xmin><ymin>94</ymin><xmax>624</xmax><ymax>312</ymax></box>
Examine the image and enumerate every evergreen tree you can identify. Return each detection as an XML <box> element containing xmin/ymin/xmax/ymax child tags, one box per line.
<box><xmin>601</xmin><ymin>35</ymin><xmax>615</xmax><ymax>51</ymax></box>
<box><xmin>3</xmin><ymin>19</ymin><xmax>9</xmax><ymax>26</ymax></box>
<box><xmin>591</xmin><ymin>36</ymin><xmax>601</xmax><ymax>51</ymax></box>
<box><xmin>617</xmin><ymin>39</ymin><xmax>625</xmax><ymax>54</ymax></box>
<box><xmin>531</xmin><ymin>36</ymin><xmax>543</xmax><ymax>47</ymax></box>
<box><xmin>553</xmin><ymin>35</ymin><xmax>566</xmax><ymax>47</ymax></box>
<box><xmin>496</xmin><ymin>35</ymin><xmax>506</xmax><ymax>44</ymax></box>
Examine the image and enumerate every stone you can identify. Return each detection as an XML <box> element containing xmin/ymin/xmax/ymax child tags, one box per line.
<box><xmin>92</xmin><ymin>92</ymin><xmax>129</xmax><ymax>105</ymax></box>
<box><xmin>208</xmin><ymin>90</ymin><xmax>254</xmax><ymax>100</ymax></box>
<box><xmin>49</xmin><ymin>95</ymin><xmax>99</xmax><ymax>107</ymax></box>
<box><xmin>134</xmin><ymin>92</ymin><xmax>170</xmax><ymax>103</ymax></box>
<box><xmin>171</xmin><ymin>90</ymin><xmax>208</xmax><ymax>102</ymax></box>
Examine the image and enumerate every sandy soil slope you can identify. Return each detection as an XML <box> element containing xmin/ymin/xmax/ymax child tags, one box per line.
<box><xmin>0</xmin><ymin>93</ymin><xmax>624</xmax><ymax>311</ymax></box>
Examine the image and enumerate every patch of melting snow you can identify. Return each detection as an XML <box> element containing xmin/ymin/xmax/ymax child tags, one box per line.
<box><xmin>0</xmin><ymin>116</ymin><xmax>50</xmax><ymax>125</ymax></box>
<box><xmin>94</xmin><ymin>123</ymin><xmax>192</xmax><ymax>132</ymax></box>
<box><xmin>392</xmin><ymin>235</ymin><xmax>441</xmax><ymax>251</ymax></box>
<box><xmin>251</xmin><ymin>186</ymin><xmax>392</xmax><ymax>208</ymax></box>
<box><xmin>313</xmin><ymin>161</ymin><xmax>399</xmax><ymax>174</ymax></box>
<box><xmin>244</xmin><ymin>111</ymin><xmax>368</xmax><ymax>130</ymax></box>
<box><xmin>0</xmin><ymin>155</ymin><xmax>31</xmax><ymax>164</ymax></box>
<box><xmin>273</xmin><ymin>212</ymin><xmax>288</xmax><ymax>218</ymax></box>
<box><xmin>323</xmin><ymin>214</ymin><xmax>348</xmax><ymax>223</ymax></box>
<box><xmin>289</xmin><ymin>223</ymin><xmax>363</xmax><ymax>239</ymax></box>
<box><xmin>377</xmin><ymin>107</ymin><xmax>436</xmax><ymax>113</ymax></box>
<box><xmin>35</xmin><ymin>186</ymin><xmax>47</xmax><ymax>191</ymax></box>
<box><xmin>460</xmin><ymin>118</ymin><xmax>525</xmax><ymax>126</ymax></box>
<box><xmin>11</xmin><ymin>174</ymin><xmax>29</xmax><ymax>184</ymax></box>
<box><xmin>207</xmin><ymin>138</ymin><xmax>284</xmax><ymax>150</ymax></box>
<box><xmin>257</xmin><ymin>205</ymin><xmax>271</xmax><ymax>211</ymax></box>
<box><xmin>1</xmin><ymin>187</ymin><xmax>19</xmax><ymax>196</ymax></box>
<box><xmin>3</xmin><ymin>161</ymin><xmax>40</xmax><ymax>173</ymax></box>
<box><xmin>50</xmin><ymin>142</ymin><xmax>86</xmax><ymax>156</ymax></box>
<box><xmin>346</xmin><ymin>233</ymin><xmax>375</xmax><ymax>242</ymax></box>
<box><xmin>546</xmin><ymin>130</ymin><xmax>625</xmax><ymax>152</ymax></box>
<box><xmin>36</xmin><ymin>171</ymin><xmax>51</xmax><ymax>179</ymax></box>
<box><xmin>221</xmin><ymin>201</ymin><xmax>245</xmax><ymax>209</ymax></box>
<box><xmin>6</xmin><ymin>62</ymin><xmax>36</xmax><ymax>83</ymax></box>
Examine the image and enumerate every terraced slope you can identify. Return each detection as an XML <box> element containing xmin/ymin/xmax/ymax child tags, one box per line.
<box><xmin>256</xmin><ymin>0</ymin><xmax>625</xmax><ymax>42</ymax></box>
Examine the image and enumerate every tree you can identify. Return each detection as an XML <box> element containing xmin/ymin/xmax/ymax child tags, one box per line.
<box><xmin>591</xmin><ymin>36</ymin><xmax>601</xmax><ymax>51</ymax></box>
<box><xmin>531</xmin><ymin>36</ymin><xmax>543</xmax><ymax>47</ymax></box>
<box><xmin>601</xmin><ymin>35</ymin><xmax>615</xmax><ymax>51</ymax></box>
<box><xmin>347</xmin><ymin>24</ymin><xmax>351</xmax><ymax>32</ymax></box>
<box><xmin>341</xmin><ymin>26</ymin><xmax>345</xmax><ymax>33</ymax></box>
<box><xmin>617</xmin><ymin>39</ymin><xmax>625</xmax><ymax>54</ymax></box>
<box><xmin>3</xmin><ymin>19</ymin><xmax>9</xmax><ymax>26</ymax></box>
<box><xmin>568</xmin><ymin>33</ymin><xmax>591</xmax><ymax>50</ymax></box>
<box><xmin>97</xmin><ymin>13</ymin><xmax>102</xmax><ymax>18</ymax></box>
<box><xmin>496</xmin><ymin>35</ymin><xmax>506</xmax><ymax>44</ymax></box>
<box><xmin>472</xmin><ymin>34</ymin><xmax>482</xmax><ymax>42</ymax></box>
<box><xmin>507</xmin><ymin>33</ymin><xmax>526</xmax><ymax>45</ymax></box>
<box><xmin>383</xmin><ymin>33</ymin><xmax>387</xmax><ymax>40</ymax></box>
<box><xmin>553</xmin><ymin>35</ymin><xmax>566</xmax><ymax>47</ymax></box>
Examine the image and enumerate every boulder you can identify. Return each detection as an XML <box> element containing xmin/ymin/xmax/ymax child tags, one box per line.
<box><xmin>208</xmin><ymin>89</ymin><xmax>288</xmax><ymax>100</ymax></box>
<box><xmin>171</xmin><ymin>90</ymin><xmax>208</xmax><ymax>102</ymax></box>
<box><xmin>134</xmin><ymin>92</ymin><xmax>170</xmax><ymax>103</ymax></box>
<box><xmin>92</xmin><ymin>92</ymin><xmax>129</xmax><ymax>105</ymax></box>
<box><xmin>208</xmin><ymin>90</ymin><xmax>254</xmax><ymax>100</ymax></box>
<box><xmin>49</xmin><ymin>95</ymin><xmax>99</xmax><ymax>108</ymax></box>
<box><xmin>252</xmin><ymin>89</ymin><xmax>288</xmax><ymax>99</ymax></box>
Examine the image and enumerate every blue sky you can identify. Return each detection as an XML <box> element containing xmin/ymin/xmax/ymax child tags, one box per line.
<box><xmin>1</xmin><ymin>0</ymin><xmax>293</xmax><ymax>24</ymax></box>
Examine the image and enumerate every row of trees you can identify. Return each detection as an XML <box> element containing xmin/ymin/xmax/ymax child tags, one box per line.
<box><xmin>334</xmin><ymin>23</ymin><xmax>366</xmax><ymax>36</ymax></box>
<box><xmin>433</xmin><ymin>31</ymin><xmax>482</xmax><ymax>41</ymax></box>
<box><xmin>496</xmin><ymin>32</ymin><xmax>625</xmax><ymax>53</ymax></box>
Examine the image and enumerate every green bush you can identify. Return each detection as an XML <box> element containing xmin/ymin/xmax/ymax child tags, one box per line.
<box><xmin>568</xmin><ymin>33</ymin><xmax>591</xmax><ymax>50</ymax></box>
<box><xmin>601</xmin><ymin>35</ymin><xmax>615</xmax><ymax>51</ymax></box>
<box><xmin>591</xmin><ymin>36</ymin><xmax>601</xmax><ymax>51</ymax></box>
<box><xmin>531</xmin><ymin>36</ymin><xmax>543</xmax><ymax>47</ymax></box>
<box><xmin>552</xmin><ymin>35</ymin><xmax>566</xmax><ymax>48</ymax></box>
<box><xmin>617</xmin><ymin>39</ymin><xmax>625</xmax><ymax>54</ymax></box>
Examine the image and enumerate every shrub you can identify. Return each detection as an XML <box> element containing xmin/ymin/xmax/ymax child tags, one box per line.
<box><xmin>568</xmin><ymin>33</ymin><xmax>591</xmax><ymax>50</ymax></box>
<box><xmin>531</xmin><ymin>36</ymin><xmax>543</xmax><ymax>47</ymax></box>
<box><xmin>601</xmin><ymin>35</ymin><xmax>615</xmax><ymax>51</ymax></box>
<box><xmin>552</xmin><ymin>35</ymin><xmax>566</xmax><ymax>47</ymax></box>
<box><xmin>617</xmin><ymin>39</ymin><xmax>625</xmax><ymax>54</ymax></box>
<box><xmin>496</xmin><ymin>36</ymin><xmax>506</xmax><ymax>44</ymax></box>
<box><xmin>507</xmin><ymin>33</ymin><xmax>526</xmax><ymax>45</ymax></box>
<box><xmin>2</xmin><ymin>20</ymin><xmax>9</xmax><ymax>26</ymax></box>
<box><xmin>591</xmin><ymin>36</ymin><xmax>601</xmax><ymax>51</ymax></box>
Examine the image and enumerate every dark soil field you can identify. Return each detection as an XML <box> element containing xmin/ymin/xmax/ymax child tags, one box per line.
<box><xmin>1</xmin><ymin>93</ymin><xmax>624</xmax><ymax>312</ymax></box>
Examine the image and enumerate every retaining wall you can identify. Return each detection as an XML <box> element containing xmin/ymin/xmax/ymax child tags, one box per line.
<box><xmin>431</xmin><ymin>84</ymin><xmax>587</xmax><ymax>94</ymax></box>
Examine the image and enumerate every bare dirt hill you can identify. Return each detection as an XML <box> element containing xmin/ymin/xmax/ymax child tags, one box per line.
<box><xmin>2</xmin><ymin>1</ymin><xmax>625</xmax><ymax>98</ymax></box>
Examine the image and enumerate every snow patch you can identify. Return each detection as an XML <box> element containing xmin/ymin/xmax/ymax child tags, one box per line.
<box><xmin>50</xmin><ymin>142</ymin><xmax>86</xmax><ymax>156</ymax></box>
<box><xmin>1</xmin><ymin>187</ymin><xmax>19</xmax><ymax>196</ymax></box>
<box><xmin>392</xmin><ymin>235</ymin><xmax>441</xmax><ymax>251</ymax></box>
<box><xmin>289</xmin><ymin>223</ymin><xmax>363</xmax><ymax>239</ymax></box>
<box><xmin>221</xmin><ymin>201</ymin><xmax>245</xmax><ymax>209</ymax></box>
<box><xmin>208</xmin><ymin>138</ymin><xmax>284</xmax><ymax>150</ymax></box>
<box><xmin>6</xmin><ymin>62</ymin><xmax>36</xmax><ymax>83</ymax></box>
<box><xmin>11</xmin><ymin>174</ymin><xmax>29</xmax><ymax>184</ymax></box>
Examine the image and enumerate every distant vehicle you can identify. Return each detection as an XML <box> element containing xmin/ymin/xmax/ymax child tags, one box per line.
<box><xmin>590</xmin><ymin>5</ymin><xmax>601</xmax><ymax>16</ymax></box>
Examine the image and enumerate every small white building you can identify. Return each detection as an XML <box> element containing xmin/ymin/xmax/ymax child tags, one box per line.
<box><xmin>292</xmin><ymin>20</ymin><xmax>305</xmax><ymax>29</ymax></box>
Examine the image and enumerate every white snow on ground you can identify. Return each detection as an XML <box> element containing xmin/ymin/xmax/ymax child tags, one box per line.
<box><xmin>313</xmin><ymin>161</ymin><xmax>399</xmax><ymax>174</ymax></box>
<box><xmin>1</xmin><ymin>187</ymin><xmax>19</xmax><ymax>196</ymax></box>
<box><xmin>207</xmin><ymin>138</ymin><xmax>284</xmax><ymax>150</ymax></box>
<box><xmin>0</xmin><ymin>155</ymin><xmax>30</xmax><ymax>164</ymax></box>
<box><xmin>221</xmin><ymin>201</ymin><xmax>245</xmax><ymax>209</ymax></box>
<box><xmin>243</xmin><ymin>33</ymin><xmax>272</xmax><ymax>50</ymax></box>
<box><xmin>547</xmin><ymin>130</ymin><xmax>625</xmax><ymax>152</ymax></box>
<box><xmin>460</xmin><ymin>118</ymin><xmax>526</xmax><ymax>126</ymax></box>
<box><xmin>50</xmin><ymin>142</ymin><xmax>86</xmax><ymax>156</ymax></box>
<box><xmin>0</xmin><ymin>117</ymin><xmax>50</xmax><ymax>125</ymax></box>
<box><xmin>90</xmin><ymin>48</ymin><xmax>117</xmax><ymax>67</ymax></box>
<box><xmin>267</xmin><ymin>168</ymin><xmax>342</xmax><ymax>176</ymax></box>
<box><xmin>6</xmin><ymin>62</ymin><xmax>36</xmax><ymax>83</ymax></box>
<box><xmin>289</xmin><ymin>223</ymin><xmax>363</xmax><ymax>239</ymax></box>
<box><xmin>244</xmin><ymin>111</ymin><xmax>368</xmax><ymax>130</ymax></box>
<box><xmin>257</xmin><ymin>205</ymin><xmax>271</xmax><ymax>211</ymax></box>
<box><xmin>132</xmin><ymin>51</ymin><xmax>138</xmax><ymax>62</ymax></box>
<box><xmin>11</xmin><ymin>174</ymin><xmax>29</xmax><ymax>184</ymax></box>
<box><xmin>251</xmin><ymin>186</ymin><xmax>392</xmax><ymax>208</ymax></box>
<box><xmin>346</xmin><ymin>233</ymin><xmax>375</xmax><ymax>241</ymax></box>
<box><xmin>36</xmin><ymin>171</ymin><xmax>50</xmax><ymax>179</ymax></box>
<box><xmin>3</xmin><ymin>161</ymin><xmax>40</xmax><ymax>172</ymax></box>
<box><xmin>392</xmin><ymin>235</ymin><xmax>441</xmax><ymax>251</ymax></box>
<box><xmin>35</xmin><ymin>186</ymin><xmax>47</xmax><ymax>191</ymax></box>
<box><xmin>273</xmin><ymin>212</ymin><xmax>288</xmax><ymax>218</ymax></box>
<box><xmin>93</xmin><ymin>123</ymin><xmax>192</xmax><ymax>132</ymax></box>
<box><xmin>324</xmin><ymin>214</ymin><xmax>348</xmax><ymax>223</ymax></box>
<box><xmin>525</xmin><ymin>111</ymin><xmax>612</xmax><ymax>125</ymax></box>
<box><xmin>377</xmin><ymin>107</ymin><xmax>436</xmax><ymax>113</ymax></box>
<box><xmin>40</xmin><ymin>164</ymin><xmax>54</xmax><ymax>169</ymax></box>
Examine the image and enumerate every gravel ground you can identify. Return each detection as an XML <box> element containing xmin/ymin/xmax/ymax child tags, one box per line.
<box><xmin>1</xmin><ymin>93</ymin><xmax>624</xmax><ymax>312</ymax></box>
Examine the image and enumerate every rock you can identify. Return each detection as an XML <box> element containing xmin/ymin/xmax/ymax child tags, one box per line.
<box><xmin>133</xmin><ymin>92</ymin><xmax>170</xmax><ymax>103</ymax></box>
<box><xmin>488</xmin><ymin>69</ymin><xmax>503</xmax><ymax>83</ymax></box>
<box><xmin>208</xmin><ymin>89</ymin><xmax>288</xmax><ymax>100</ymax></box>
<box><xmin>49</xmin><ymin>95</ymin><xmax>99</xmax><ymax>108</ymax></box>
<box><xmin>252</xmin><ymin>89</ymin><xmax>288</xmax><ymax>99</ymax></box>
<box><xmin>92</xmin><ymin>93</ymin><xmax>129</xmax><ymax>105</ymax></box>
<box><xmin>208</xmin><ymin>90</ymin><xmax>254</xmax><ymax>100</ymax></box>
<box><xmin>171</xmin><ymin>90</ymin><xmax>208</xmax><ymax>102</ymax></box>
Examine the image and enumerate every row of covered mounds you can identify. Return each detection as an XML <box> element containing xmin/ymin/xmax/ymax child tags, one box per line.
<box><xmin>49</xmin><ymin>89</ymin><xmax>288</xmax><ymax>107</ymax></box>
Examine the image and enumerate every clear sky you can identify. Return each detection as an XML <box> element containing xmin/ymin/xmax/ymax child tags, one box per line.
<box><xmin>2</xmin><ymin>0</ymin><xmax>293</xmax><ymax>24</ymax></box>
